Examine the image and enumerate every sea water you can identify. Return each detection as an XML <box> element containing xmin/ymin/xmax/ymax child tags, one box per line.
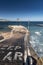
<box><xmin>0</xmin><ymin>21</ymin><xmax>43</xmax><ymax>57</ymax></box>
<box><xmin>0</xmin><ymin>21</ymin><xmax>28</xmax><ymax>32</ymax></box>
<box><xmin>29</xmin><ymin>22</ymin><xmax>43</xmax><ymax>57</ymax></box>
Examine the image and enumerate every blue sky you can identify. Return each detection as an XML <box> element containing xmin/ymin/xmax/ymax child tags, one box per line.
<box><xmin>0</xmin><ymin>0</ymin><xmax>43</xmax><ymax>21</ymax></box>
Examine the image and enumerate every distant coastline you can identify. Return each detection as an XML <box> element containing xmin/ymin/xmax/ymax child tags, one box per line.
<box><xmin>0</xmin><ymin>19</ymin><xmax>8</xmax><ymax>22</ymax></box>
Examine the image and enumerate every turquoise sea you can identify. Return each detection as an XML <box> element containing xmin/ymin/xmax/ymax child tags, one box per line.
<box><xmin>0</xmin><ymin>21</ymin><xmax>43</xmax><ymax>57</ymax></box>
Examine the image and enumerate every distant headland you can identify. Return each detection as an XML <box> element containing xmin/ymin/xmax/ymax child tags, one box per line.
<box><xmin>0</xmin><ymin>18</ymin><xmax>29</xmax><ymax>21</ymax></box>
<box><xmin>0</xmin><ymin>19</ymin><xmax>8</xmax><ymax>21</ymax></box>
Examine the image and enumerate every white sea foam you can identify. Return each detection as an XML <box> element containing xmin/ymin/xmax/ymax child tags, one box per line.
<box><xmin>35</xmin><ymin>31</ymin><xmax>41</xmax><ymax>36</ymax></box>
<box><xmin>30</xmin><ymin>35</ymin><xmax>39</xmax><ymax>44</ymax></box>
<box><xmin>30</xmin><ymin>34</ymin><xmax>43</xmax><ymax>57</ymax></box>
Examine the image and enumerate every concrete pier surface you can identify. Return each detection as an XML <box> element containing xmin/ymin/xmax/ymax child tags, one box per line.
<box><xmin>0</xmin><ymin>25</ymin><xmax>43</xmax><ymax>65</ymax></box>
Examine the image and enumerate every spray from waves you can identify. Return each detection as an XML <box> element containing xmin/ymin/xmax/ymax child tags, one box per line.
<box><xmin>35</xmin><ymin>31</ymin><xmax>42</xmax><ymax>36</ymax></box>
<box><xmin>30</xmin><ymin>33</ymin><xmax>43</xmax><ymax>57</ymax></box>
<box><xmin>30</xmin><ymin>35</ymin><xmax>39</xmax><ymax>47</ymax></box>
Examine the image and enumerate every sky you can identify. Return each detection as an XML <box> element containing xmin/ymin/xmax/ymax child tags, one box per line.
<box><xmin>0</xmin><ymin>0</ymin><xmax>43</xmax><ymax>21</ymax></box>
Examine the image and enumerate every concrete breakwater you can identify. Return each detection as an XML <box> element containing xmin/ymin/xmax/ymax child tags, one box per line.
<box><xmin>0</xmin><ymin>25</ymin><xmax>43</xmax><ymax>65</ymax></box>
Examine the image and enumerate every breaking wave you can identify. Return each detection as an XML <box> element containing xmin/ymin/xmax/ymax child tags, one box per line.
<box><xmin>35</xmin><ymin>31</ymin><xmax>42</xmax><ymax>36</ymax></box>
<box><xmin>30</xmin><ymin>33</ymin><xmax>43</xmax><ymax>57</ymax></box>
